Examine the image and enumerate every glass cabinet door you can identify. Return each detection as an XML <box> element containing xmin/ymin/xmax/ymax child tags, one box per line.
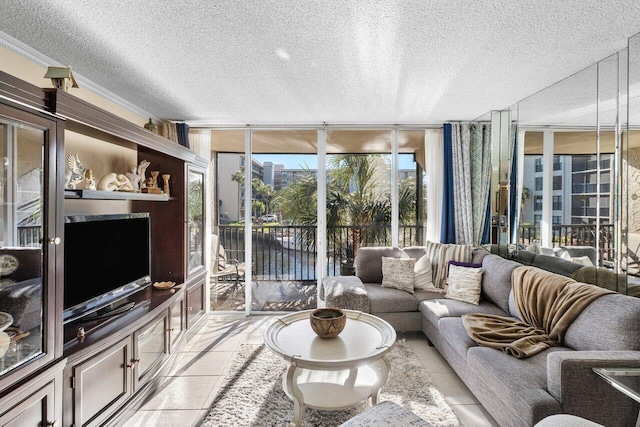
<box><xmin>0</xmin><ymin>109</ymin><xmax>53</xmax><ymax>381</ymax></box>
<box><xmin>187</xmin><ymin>167</ymin><xmax>205</xmax><ymax>276</ymax></box>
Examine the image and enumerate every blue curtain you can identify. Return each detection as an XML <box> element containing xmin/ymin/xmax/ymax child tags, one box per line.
<box><xmin>440</xmin><ymin>123</ymin><xmax>456</xmax><ymax>243</ymax></box>
<box><xmin>176</xmin><ymin>123</ymin><xmax>190</xmax><ymax>148</ymax></box>
<box><xmin>509</xmin><ymin>128</ymin><xmax>518</xmax><ymax>243</ymax></box>
<box><xmin>481</xmin><ymin>193</ymin><xmax>491</xmax><ymax>244</ymax></box>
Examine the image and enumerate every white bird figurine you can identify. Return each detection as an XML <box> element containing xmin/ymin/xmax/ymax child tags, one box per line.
<box><xmin>66</xmin><ymin>153</ymin><xmax>84</xmax><ymax>189</ymax></box>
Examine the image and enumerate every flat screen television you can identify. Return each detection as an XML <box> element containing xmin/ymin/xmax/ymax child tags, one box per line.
<box><xmin>63</xmin><ymin>213</ymin><xmax>151</xmax><ymax>323</ymax></box>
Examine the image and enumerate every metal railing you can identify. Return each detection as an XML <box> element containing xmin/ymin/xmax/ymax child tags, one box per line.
<box><xmin>217</xmin><ymin>224</ymin><xmax>423</xmax><ymax>282</ymax></box>
<box><xmin>18</xmin><ymin>226</ymin><xmax>41</xmax><ymax>247</ymax></box>
<box><xmin>518</xmin><ymin>223</ymin><xmax>614</xmax><ymax>264</ymax></box>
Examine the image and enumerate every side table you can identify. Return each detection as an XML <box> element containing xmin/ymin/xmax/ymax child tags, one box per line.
<box><xmin>593</xmin><ymin>367</ymin><xmax>640</xmax><ymax>427</ymax></box>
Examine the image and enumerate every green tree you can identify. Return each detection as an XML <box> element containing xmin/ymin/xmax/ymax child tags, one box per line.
<box><xmin>273</xmin><ymin>154</ymin><xmax>417</xmax><ymax>259</ymax></box>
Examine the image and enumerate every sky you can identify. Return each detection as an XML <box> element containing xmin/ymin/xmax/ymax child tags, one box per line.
<box><xmin>252</xmin><ymin>154</ymin><xmax>416</xmax><ymax>170</ymax></box>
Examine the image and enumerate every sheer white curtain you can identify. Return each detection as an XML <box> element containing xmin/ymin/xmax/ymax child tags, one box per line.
<box><xmin>425</xmin><ymin>129</ymin><xmax>443</xmax><ymax>243</ymax></box>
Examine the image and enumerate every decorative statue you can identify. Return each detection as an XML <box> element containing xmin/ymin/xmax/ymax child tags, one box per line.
<box><xmin>97</xmin><ymin>173</ymin><xmax>134</xmax><ymax>192</ymax></box>
<box><xmin>162</xmin><ymin>174</ymin><xmax>170</xmax><ymax>197</ymax></box>
<box><xmin>66</xmin><ymin>152</ymin><xmax>84</xmax><ymax>189</ymax></box>
<box><xmin>83</xmin><ymin>169</ymin><xmax>97</xmax><ymax>190</ymax></box>
<box><xmin>137</xmin><ymin>160</ymin><xmax>150</xmax><ymax>189</ymax></box>
<box><xmin>126</xmin><ymin>166</ymin><xmax>141</xmax><ymax>192</ymax></box>
<box><xmin>150</xmin><ymin>171</ymin><xmax>159</xmax><ymax>188</ymax></box>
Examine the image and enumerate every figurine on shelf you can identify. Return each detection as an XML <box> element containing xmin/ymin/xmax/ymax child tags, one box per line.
<box><xmin>83</xmin><ymin>169</ymin><xmax>97</xmax><ymax>190</ymax></box>
<box><xmin>97</xmin><ymin>173</ymin><xmax>134</xmax><ymax>192</ymax></box>
<box><xmin>126</xmin><ymin>166</ymin><xmax>141</xmax><ymax>192</ymax></box>
<box><xmin>66</xmin><ymin>153</ymin><xmax>85</xmax><ymax>189</ymax></box>
<box><xmin>137</xmin><ymin>160</ymin><xmax>150</xmax><ymax>189</ymax></box>
<box><xmin>142</xmin><ymin>171</ymin><xmax>162</xmax><ymax>194</ymax></box>
<box><xmin>162</xmin><ymin>174</ymin><xmax>170</xmax><ymax>197</ymax></box>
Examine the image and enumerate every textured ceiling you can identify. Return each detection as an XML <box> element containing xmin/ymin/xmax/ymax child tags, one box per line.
<box><xmin>1</xmin><ymin>0</ymin><xmax>640</xmax><ymax>126</ymax></box>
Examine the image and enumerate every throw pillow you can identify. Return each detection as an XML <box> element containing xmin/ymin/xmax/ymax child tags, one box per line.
<box><xmin>414</xmin><ymin>255</ymin><xmax>436</xmax><ymax>291</ymax></box>
<box><xmin>445</xmin><ymin>264</ymin><xmax>483</xmax><ymax>305</ymax></box>
<box><xmin>572</xmin><ymin>256</ymin><xmax>594</xmax><ymax>267</ymax></box>
<box><xmin>381</xmin><ymin>257</ymin><xmax>416</xmax><ymax>294</ymax></box>
<box><xmin>433</xmin><ymin>244</ymin><xmax>473</xmax><ymax>289</ymax></box>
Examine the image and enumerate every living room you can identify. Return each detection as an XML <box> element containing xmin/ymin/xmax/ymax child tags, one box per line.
<box><xmin>1</xmin><ymin>2</ymin><xmax>640</xmax><ymax>427</ymax></box>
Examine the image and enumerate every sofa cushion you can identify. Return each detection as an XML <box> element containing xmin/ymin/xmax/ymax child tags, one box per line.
<box><xmin>419</xmin><ymin>298</ymin><xmax>507</xmax><ymax>328</ymax></box>
<box><xmin>402</xmin><ymin>246</ymin><xmax>426</xmax><ymax>260</ymax></box>
<box><xmin>355</xmin><ymin>247</ymin><xmax>407</xmax><ymax>283</ymax></box>
<box><xmin>562</xmin><ymin>246</ymin><xmax>597</xmax><ymax>265</ymax></box>
<box><xmin>438</xmin><ymin>317</ymin><xmax>477</xmax><ymax>360</ymax></box>
<box><xmin>381</xmin><ymin>257</ymin><xmax>415</xmax><ymax>293</ymax></box>
<box><xmin>516</xmin><ymin>249</ymin><xmax>537</xmax><ymax>266</ymax></box>
<box><xmin>413</xmin><ymin>255</ymin><xmax>435</xmax><ymax>291</ymax></box>
<box><xmin>364</xmin><ymin>283</ymin><xmax>419</xmax><ymax>313</ymax></box>
<box><xmin>533</xmin><ymin>254</ymin><xmax>583</xmax><ymax>277</ymax></box>
<box><xmin>564</xmin><ymin>293</ymin><xmax>640</xmax><ymax>351</ymax></box>
<box><xmin>480</xmin><ymin>255</ymin><xmax>521</xmax><ymax>313</ymax></box>
<box><xmin>433</xmin><ymin>243</ymin><xmax>473</xmax><ymax>289</ymax></box>
<box><xmin>445</xmin><ymin>263</ymin><xmax>483</xmax><ymax>305</ymax></box>
<box><xmin>466</xmin><ymin>346</ymin><xmax>565</xmax><ymax>425</ymax></box>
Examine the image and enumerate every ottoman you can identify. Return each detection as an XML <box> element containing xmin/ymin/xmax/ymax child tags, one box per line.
<box><xmin>339</xmin><ymin>401</ymin><xmax>432</xmax><ymax>427</ymax></box>
<box><xmin>321</xmin><ymin>275</ymin><xmax>370</xmax><ymax>312</ymax></box>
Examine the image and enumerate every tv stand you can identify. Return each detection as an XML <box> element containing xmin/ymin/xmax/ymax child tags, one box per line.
<box><xmin>92</xmin><ymin>301</ymin><xmax>136</xmax><ymax>320</ymax></box>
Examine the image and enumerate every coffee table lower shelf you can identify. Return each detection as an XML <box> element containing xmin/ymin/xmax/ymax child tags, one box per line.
<box><xmin>281</xmin><ymin>362</ymin><xmax>384</xmax><ymax>410</ymax></box>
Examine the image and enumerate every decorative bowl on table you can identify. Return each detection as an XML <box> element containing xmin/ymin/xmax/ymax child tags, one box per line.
<box><xmin>310</xmin><ymin>308</ymin><xmax>346</xmax><ymax>338</ymax></box>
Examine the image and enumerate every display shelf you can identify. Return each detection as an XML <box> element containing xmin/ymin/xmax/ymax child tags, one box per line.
<box><xmin>64</xmin><ymin>189</ymin><xmax>170</xmax><ymax>201</ymax></box>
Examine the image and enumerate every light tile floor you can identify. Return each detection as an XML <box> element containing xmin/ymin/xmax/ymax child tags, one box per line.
<box><xmin>123</xmin><ymin>314</ymin><xmax>498</xmax><ymax>427</ymax></box>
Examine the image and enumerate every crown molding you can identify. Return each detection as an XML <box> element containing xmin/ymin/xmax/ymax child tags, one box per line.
<box><xmin>0</xmin><ymin>30</ymin><xmax>160</xmax><ymax>122</ymax></box>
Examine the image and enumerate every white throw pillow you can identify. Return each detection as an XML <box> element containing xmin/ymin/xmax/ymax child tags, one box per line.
<box><xmin>572</xmin><ymin>256</ymin><xmax>594</xmax><ymax>267</ymax></box>
<box><xmin>414</xmin><ymin>255</ymin><xmax>436</xmax><ymax>291</ymax></box>
<box><xmin>381</xmin><ymin>257</ymin><xmax>416</xmax><ymax>294</ymax></box>
<box><xmin>445</xmin><ymin>264</ymin><xmax>483</xmax><ymax>305</ymax></box>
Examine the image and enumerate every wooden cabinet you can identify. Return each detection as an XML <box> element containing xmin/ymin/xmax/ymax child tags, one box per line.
<box><xmin>0</xmin><ymin>75</ymin><xmax>65</xmax><ymax>427</ymax></box>
<box><xmin>186</xmin><ymin>278</ymin><xmax>207</xmax><ymax>329</ymax></box>
<box><xmin>133</xmin><ymin>313</ymin><xmax>168</xmax><ymax>390</ymax></box>
<box><xmin>0</xmin><ymin>359</ymin><xmax>64</xmax><ymax>427</ymax></box>
<box><xmin>70</xmin><ymin>337</ymin><xmax>132</xmax><ymax>427</ymax></box>
<box><xmin>0</xmin><ymin>70</ymin><xmax>209</xmax><ymax>427</ymax></box>
<box><xmin>169</xmin><ymin>293</ymin><xmax>185</xmax><ymax>352</ymax></box>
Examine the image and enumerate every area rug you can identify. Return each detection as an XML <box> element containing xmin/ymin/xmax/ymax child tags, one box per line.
<box><xmin>199</xmin><ymin>340</ymin><xmax>461</xmax><ymax>427</ymax></box>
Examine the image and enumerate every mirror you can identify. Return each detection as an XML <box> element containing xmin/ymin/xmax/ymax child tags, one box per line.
<box><xmin>623</xmin><ymin>33</ymin><xmax>640</xmax><ymax>296</ymax></box>
<box><xmin>500</xmin><ymin>38</ymin><xmax>638</xmax><ymax>294</ymax></box>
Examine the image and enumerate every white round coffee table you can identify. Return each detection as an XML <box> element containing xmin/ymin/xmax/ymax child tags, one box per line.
<box><xmin>264</xmin><ymin>309</ymin><xmax>396</xmax><ymax>427</ymax></box>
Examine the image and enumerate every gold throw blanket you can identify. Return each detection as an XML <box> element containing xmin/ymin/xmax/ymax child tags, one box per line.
<box><xmin>462</xmin><ymin>266</ymin><xmax>613</xmax><ymax>358</ymax></box>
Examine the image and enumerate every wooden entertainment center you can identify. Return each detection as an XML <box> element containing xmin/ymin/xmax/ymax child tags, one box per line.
<box><xmin>0</xmin><ymin>71</ymin><xmax>208</xmax><ymax>426</ymax></box>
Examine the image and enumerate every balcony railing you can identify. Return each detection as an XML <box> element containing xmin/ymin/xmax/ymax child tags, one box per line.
<box><xmin>518</xmin><ymin>223</ymin><xmax>614</xmax><ymax>263</ymax></box>
<box><xmin>217</xmin><ymin>224</ymin><xmax>423</xmax><ymax>282</ymax></box>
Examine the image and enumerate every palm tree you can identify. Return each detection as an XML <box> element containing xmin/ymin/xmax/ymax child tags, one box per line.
<box><xmin>273</xmin><ymin>154</ymin><xmax>417</xmax><ymax>260</ymax></box>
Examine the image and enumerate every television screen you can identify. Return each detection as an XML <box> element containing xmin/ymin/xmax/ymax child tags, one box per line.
<box><xmin>63</xmin><ymin>213</ymin><xmax>151</xmax><ymax>322</ymax></box>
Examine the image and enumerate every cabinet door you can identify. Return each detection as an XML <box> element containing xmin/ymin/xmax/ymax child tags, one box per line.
<box><xmin>0</xmin><ymin>104</ymin><xmax>60</xmax><ymax>392</ymax></box>
<box><xmin>133</xmin><ymin>313</ymin><xmax>167</xmax><ymax>390</ymax></box>
<box><xmin>186</xmin><ymin>166</ymin><xmax>206</xmax><ymax>278</ymax></box>
<box><xmin>186</xmin><ymin>281</ymin><xmax>206</xmax><ymax>329</ymax></box>
<box><xmin>169</xmin><ymin>294</ymin><xmax>185</xmax><ymax>352</ymax></box>
<box><xmin>0</xmin><ymin>380</ymin><xmax>55</xmax><ymax>427</ymax></box>
<box><xmin>72</xmin><ymin>337</ymin><xmax>132</xmax><ymax>427</ymax></box>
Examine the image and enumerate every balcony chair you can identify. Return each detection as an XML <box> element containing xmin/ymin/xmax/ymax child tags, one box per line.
<box><xmin>210</xmin><ymin>234</ymin><xmax>246</xmax><ymax>296</ymax></box>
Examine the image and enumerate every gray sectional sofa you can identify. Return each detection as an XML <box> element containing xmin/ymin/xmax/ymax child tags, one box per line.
<box><xmin>320</xmin><ymin>247</ymin><xmax>640</xmax><ymax>427</ymax></box>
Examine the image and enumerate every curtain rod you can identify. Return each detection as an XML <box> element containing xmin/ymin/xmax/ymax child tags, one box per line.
<box><xmin>187</xmin><ymin>123</ymin><xmax>445</xmax><ymax>131</ymax></box>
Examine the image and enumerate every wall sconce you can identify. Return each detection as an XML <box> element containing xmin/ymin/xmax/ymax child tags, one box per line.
<box><xmin>44</xmin><ymin>65</ymin><xmax>79</xmax><ymax>92</ymax></box>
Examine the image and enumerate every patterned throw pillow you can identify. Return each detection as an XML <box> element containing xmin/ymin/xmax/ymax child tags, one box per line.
<box><xmin>445</xmin><ymin>264</ymin><xmax>483</xmax><ymax>305</ymax></box>
<box><xmin>381</xmin><ymin>257</ymin><xmax>416</xmax><ymax>294</ymax></box>
<box><xmin>434</xmin><ymin>243</ymin><xmax>473</xmax><ymax>289</ymax></box>
<box><xmin>414</xmin><ymin>255</ymin><xmax>436</xmax><ymax>291</ymax></box>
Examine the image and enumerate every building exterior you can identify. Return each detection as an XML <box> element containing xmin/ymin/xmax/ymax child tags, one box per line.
<box><xmin>521</xmin><ymin>154</ymin><xmax>614</xmax><ymax>227</ymax></box>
